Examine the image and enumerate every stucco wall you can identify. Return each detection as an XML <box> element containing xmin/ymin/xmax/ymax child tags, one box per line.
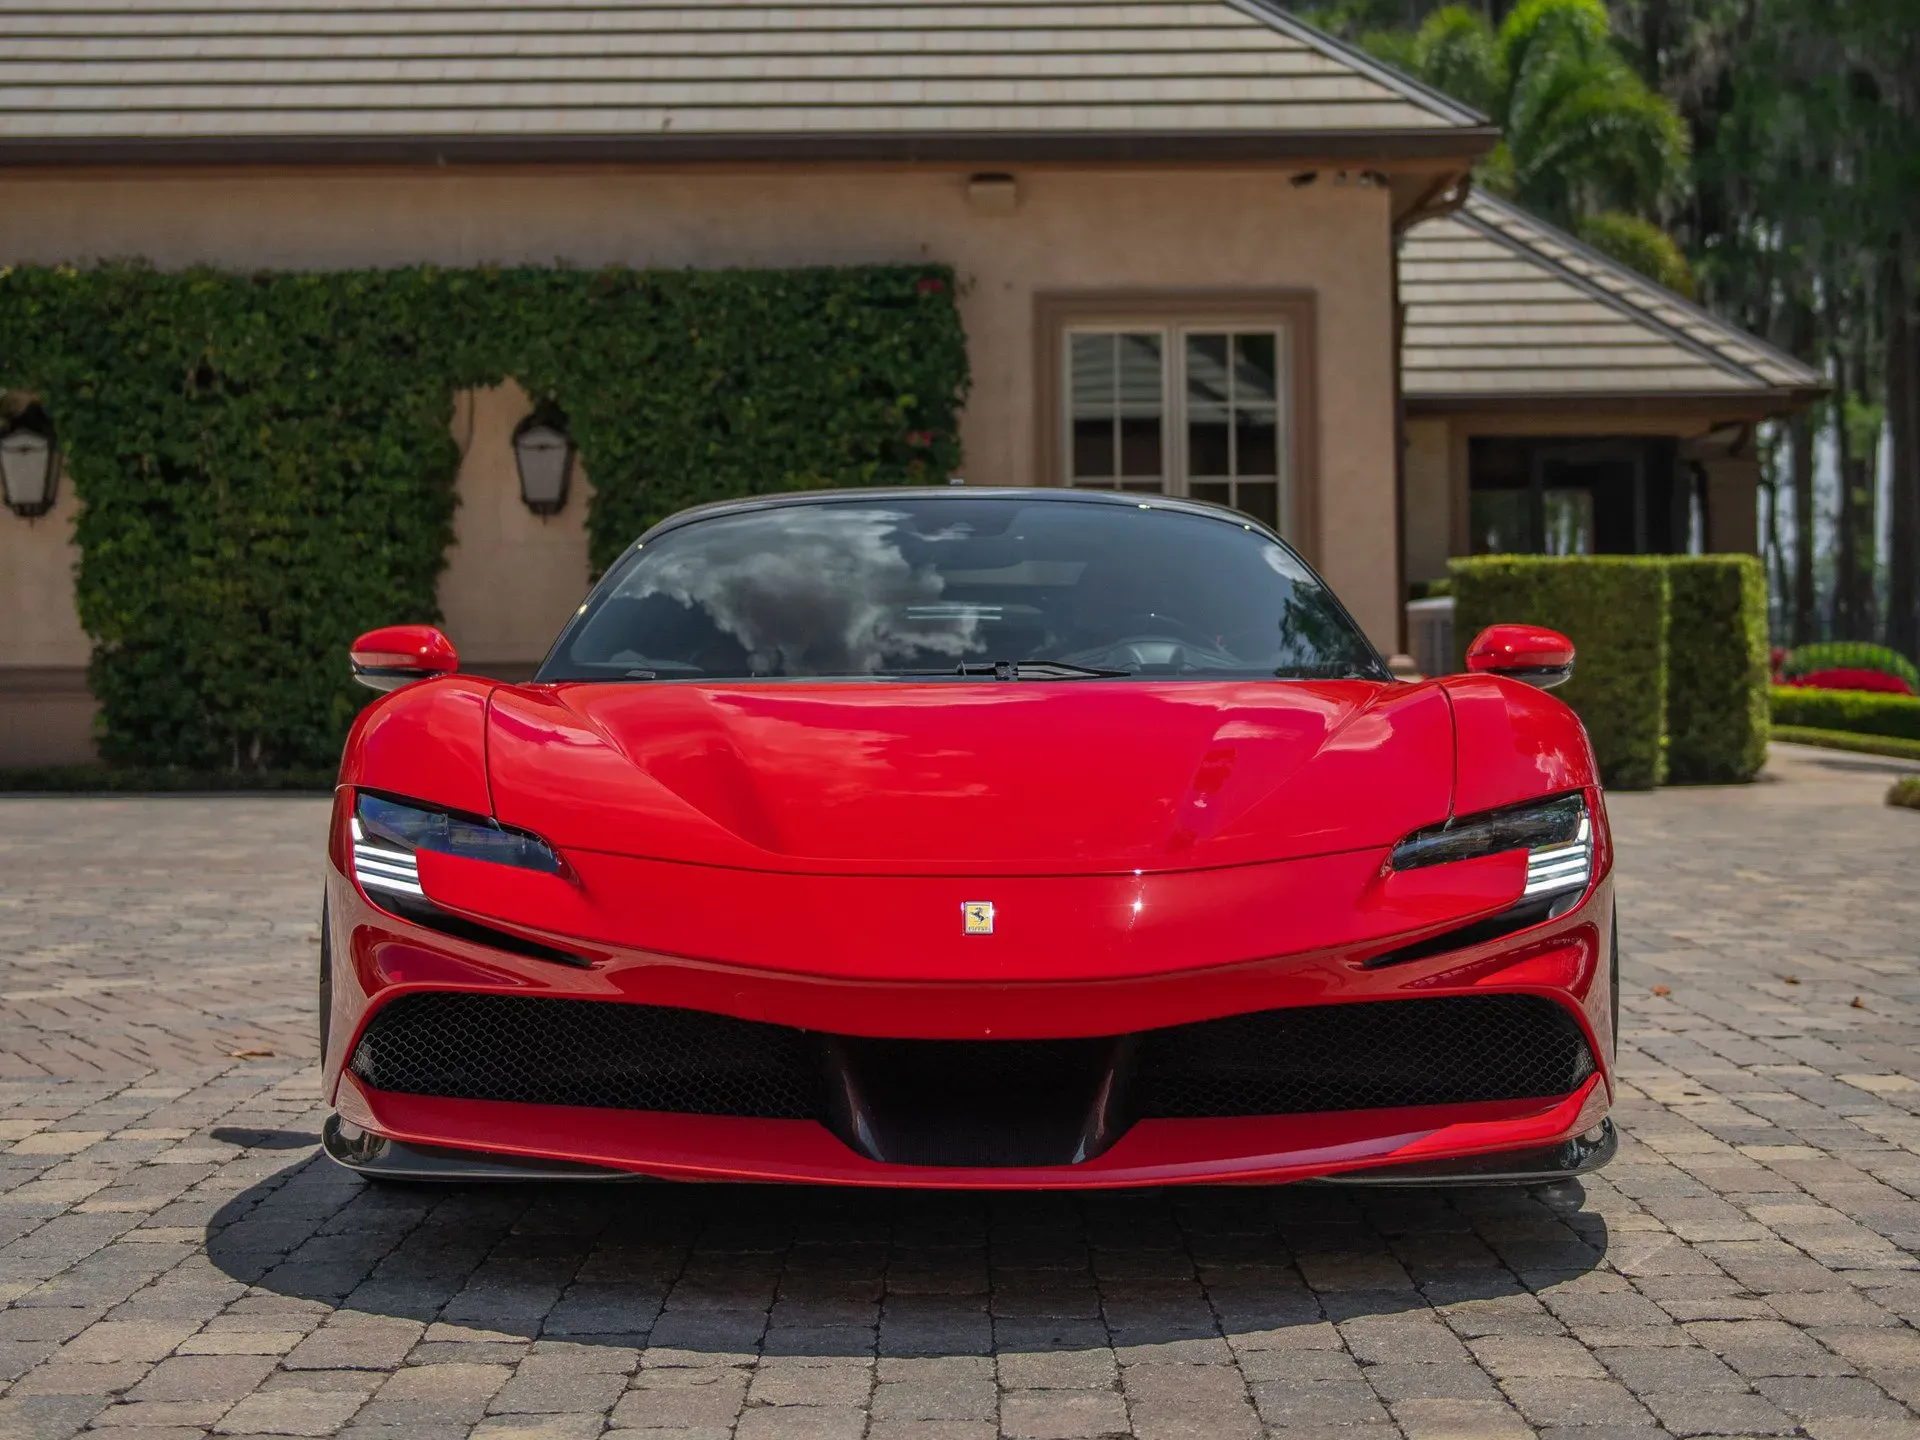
<box><xmin>0</xmin><ymin>479</ymin><xmax>98</xmax><ymax>766</ymax></box>
<box><xmin>439</xmin><ymin>382</ymin><xmax>595</xmax><ymax>673</ymax></box>
<box><xmin>1402</xmin><ymin>416</ymin><xmax>1452</xmax><ymax>587</ymax></box>
<box><xmin>0</xmin><ymin>164</ymin><xmax>1403</xmax><ymax>653</ymax></box>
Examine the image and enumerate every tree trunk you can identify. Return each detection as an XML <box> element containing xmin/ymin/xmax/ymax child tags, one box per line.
<box><xmin>1832</xmin><ymin>342</ymin><xmax>1858</xmax><ymax>638</ymax></box>
<box><xmin>1889</xmin><ymin>248</ymin><xmax>1920</xmax><ymax>661</ymax></box>
<box><xmin>1790</xmin><ymin>406</ymin><xmax>1817</xmax><ymax>645</ymax></box>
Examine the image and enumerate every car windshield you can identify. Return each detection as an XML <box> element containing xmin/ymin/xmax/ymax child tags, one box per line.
<box><xmin>537</xmin><ymin>495</ymin><xmax>1387</xmax><ymax>683</ymax></box>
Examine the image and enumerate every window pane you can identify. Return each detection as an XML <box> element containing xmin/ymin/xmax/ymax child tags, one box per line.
<box><xmin>1471</xmin><ymin>488</ymin><xmax>1532</xmax><ymax>554</ymax></box>
<box><xmin>1188</xmin><ymin>412</ymin><xmax>1230</xmax><ymax>476</ymax></box>
<box><xmin>1234</xmin><ymin>481</ymin><xmax>1279</xmax><ymax>530</ymax></box>
<box><xmin>1233</xmin><ymin>334</ymin><xmax>1277</xmax><ymax>402</ymax></box>
<box><xmin>1235</xmin><ymin>409</ymin><xmax>1277</xmax><ymax>477</ymax></box>
<box><xmin>1185</xmin><ymin>334</ymin><xmax>1230</xmax><ymax>407</ymax></box>
<box><xmin>1189</xmin><ymin>481</ymin><xmax>1231</xmax><ymax>507</ymax></box>
<box><xmin>1069</xmin><ymin>334</ymin><xmax>1115</xmax><ymax>417</ymax></box>
<box><xmin>1117</xmin><ymin>334</ymin><xmax>1163</xmax><ymax>414</ymax></box>
<box><xmin>1072</xmin><ymin>419</ymin><xmax>1114</xmax><ymax>479</ymax></box>
<box><xmin>1118</xmin><ymin>481</ymin><xmax>1165</xmax><ymax>494</ymax></box>
<box><xmin>1120</xmin><ymin>417</ymin><xmax>1163</xmax><ymax>478</ymax></box>
<box><xmin>1543</xmin><ymin>488</ymin><xmax>1595</xmax><ymax>556</ymax></box>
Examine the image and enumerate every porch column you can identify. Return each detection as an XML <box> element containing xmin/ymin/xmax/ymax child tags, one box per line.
<box><xmin>1702</xmin><ymin>455</ymin><xmax>1760</xmax><ymax>554</ymax></box>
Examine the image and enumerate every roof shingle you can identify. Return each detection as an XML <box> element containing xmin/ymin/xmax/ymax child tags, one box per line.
<box><xmin>1401</xmin><ymin>192</ymin><xmax>1822</xmax><ymax>402</ymax></box>
<box><xmin>0</xmin><ymin>0</ymin><xmax>1486</xmax><ymax>149</ymax></box>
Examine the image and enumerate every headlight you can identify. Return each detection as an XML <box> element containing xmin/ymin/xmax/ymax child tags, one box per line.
<box><xmin>1391</xmin><ymin>793</ymin><xmax>1592</xmax><ymax>901</ymax></box>
<box><xmin>352</xmin><ymin>792</ymin><xmax>564</xmax><ymax>899</ymax></box>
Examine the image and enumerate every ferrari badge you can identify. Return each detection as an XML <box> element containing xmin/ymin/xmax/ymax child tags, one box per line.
<box><xmin>962</xmin><ymin>901</ymin><xmax>995</xmax><ymax>936</ymax></box>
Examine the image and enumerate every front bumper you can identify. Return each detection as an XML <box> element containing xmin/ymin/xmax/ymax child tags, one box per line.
<box><xmin>321</xmin><ymin>851</ymin><xmax>1617</xmax><ymax>1188</ymax></box>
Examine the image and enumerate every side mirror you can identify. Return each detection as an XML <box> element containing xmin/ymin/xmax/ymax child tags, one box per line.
<box><xmin>1466</xmin><ymin>624</ymin><xmax>1575</xmax><ymax>690</ymax></box>
<box><xmin>350</xmin><ymin>625</ymin><xmax>458</xmax><ymax>692</ymax></box>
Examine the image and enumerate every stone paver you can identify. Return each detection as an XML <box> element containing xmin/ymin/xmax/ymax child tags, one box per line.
<box><xmin>2</xmin><ymin>743</ymin><xmax>1919</xmax><ymax>1437</ymax></box>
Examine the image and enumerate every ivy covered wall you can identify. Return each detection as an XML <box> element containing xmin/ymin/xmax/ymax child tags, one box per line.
<box><xmin>0</xmin><ymin>263</ymin><xmax>967</xmax><ymax>771</ymax></box>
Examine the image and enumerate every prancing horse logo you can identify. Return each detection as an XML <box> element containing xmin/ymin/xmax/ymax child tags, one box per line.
<box><xmin>962</xmin><ymin>901</ymin><xmax>995</xmax><ymax>936</ymax></box>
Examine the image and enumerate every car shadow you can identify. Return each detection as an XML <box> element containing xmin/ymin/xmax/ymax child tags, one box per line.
<box><xmin>205</xmin><ymin>1144</ymin><xmax>1609</xmax><ymax>1352</ymax></box>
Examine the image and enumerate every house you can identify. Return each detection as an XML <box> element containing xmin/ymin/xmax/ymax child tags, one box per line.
<box><xmin>0</xmin><ymin>1</ymin><xmax>1816</xmax><ymax>767</ymax></box>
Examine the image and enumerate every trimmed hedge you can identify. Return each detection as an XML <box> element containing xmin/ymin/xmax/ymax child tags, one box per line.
<box><xmin>0</xmin><ymin>766</ymin><xmax>333</xmax><ymax>794</ymax></box>
<box><xmin>1664</xmin><ymin>556</ymin><xmax>1770</xmax><ymax>783</ymax></box>
<box><xmin>1770</xmin><ymin>686</ymin><xmax>1920</xmax><ymax>741</ymax></box>
<box><xmin>1891</xmin><ymin>776</ymin><xmax>1920</xmax><ymax>810</ymax></box>
<box><xmin>0</xmin><ymin>264</ymin><xmax>968</xmax><ymax>771</ymax></box>
<box><xmin>1450</xmin><ymin>556</ymin><xmax>1670</xmax><ymax>789</ymax></box>
<box><xmin>1773</xmin><ymin>727</ymin><xmax>1920</xmax><ymax>762</ymax></box>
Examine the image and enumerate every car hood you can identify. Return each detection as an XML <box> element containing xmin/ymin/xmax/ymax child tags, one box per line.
<box><xmin>486</xmin><ymin>680</ymin><xmax>1456</xmax><ymax>875</ymax></box>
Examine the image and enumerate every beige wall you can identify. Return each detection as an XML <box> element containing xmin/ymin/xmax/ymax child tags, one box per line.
<box><xmin>440</xmin><ymin>382</ymin><xmax>595</xmax><ymax>673</ymax></box>
<box><xmin>1402</xmin><ymin>416</ymin><xmax>1452</xmax><ymax>587</ymax></box>
<box><xmin>0</xmin><ymin>164</ymin><xmax>1404</xmax><ymax>649</ymax></box>
<box><xmin>0</xmin><ymin>479</ymin><xmax>98</xmax><ymax>765</ymax></box>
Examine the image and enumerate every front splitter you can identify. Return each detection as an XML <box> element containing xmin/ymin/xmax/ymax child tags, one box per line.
<box><xmin>1319</xmin><ymin>1119</ymin><xmax>1616</xmax><ymax>1186</ymax></box>
<box><xmin>323</xmin><ymin>1115</ymin><xmax>638</xmax><ymax>1182</ymax></box>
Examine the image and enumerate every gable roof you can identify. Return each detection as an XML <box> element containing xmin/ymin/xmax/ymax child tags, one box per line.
<box><xmin>1401</xmin><ymin>191</ymin><xmax>1822</xmax><ymax>409</ymax></box>
<box><xmin>0</xmin><ymin>0</ymin><xmax>1492</xmax><ymax>164</ymax></box>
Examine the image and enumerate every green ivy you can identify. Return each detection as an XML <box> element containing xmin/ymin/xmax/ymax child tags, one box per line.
<box><xmin>0</xmin><ymin>263</ymin><xmax>967</xmax><ymax>770</ymax></box>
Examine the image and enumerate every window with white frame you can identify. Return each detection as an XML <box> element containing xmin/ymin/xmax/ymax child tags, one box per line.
<box><xmin>1065</xmin><ymin>325</ymin><xmax>1290</xmax><ymax>532</ymax></box>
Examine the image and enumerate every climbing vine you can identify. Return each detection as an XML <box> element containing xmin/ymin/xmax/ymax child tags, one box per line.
<box><xmin>0</xmin><ymin>263</ymin><xmax>967</xmax><ymax>769</ymax></box>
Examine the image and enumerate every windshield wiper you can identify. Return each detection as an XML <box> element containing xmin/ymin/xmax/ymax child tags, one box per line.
<box><xmin>954</xmin><ymin>660</ymin><xmax>1132</xmax><ymax>680</ymax></box>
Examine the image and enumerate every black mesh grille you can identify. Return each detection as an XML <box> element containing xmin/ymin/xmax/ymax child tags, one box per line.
<box><xmin>1136</xmin><ymin>995</ymin><xmax>1594</xmax><ymax>1117</ymax></box>
<box><xmin>348</xmin><ymin>992</ymin><xmax>1594</xmax><ymax>1138</ymax></box>
<box><xmin>348</xmin><ymin>992</ymin><xmax>816</xmax><ymax>1119</ymax></box>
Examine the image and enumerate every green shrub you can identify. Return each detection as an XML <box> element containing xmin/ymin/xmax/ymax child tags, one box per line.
<box><xmin>1664</xmin><ymin>556</ymin><xmax>1769</xmax><ymax>783</ymax></box>
<box><xmin>1772</xmin><ymin>727</ymin><xmax>1920</xmax><ymax>762</ymax></box>
<box><xmin>0</xmin><ymin>263</ymin><xmax>968</xmax><ymax>770</ymax></box>
<box><xmin>1770</xmin><ymin>686</ymin><xmax>1920</xmax><ymax>741</ymax></box>
<box><xmin>1890</xmin><ymin>776</ymin><xmax>1920</xmax><ymax>810</ymax></box>
<box><xmin>1449</xmin><ymin>555</ymin><xmax>1670</xmax><ymax>789</ymax></box>
<box><xmin>1780</xmin><ymin>641</ymin><xmax>1919</xmax><ymax>691</ymax></box>
<box><xmin>0</xmin><ymin>766</ymin><xmax>333</xmax><ymax>793</ymax></box>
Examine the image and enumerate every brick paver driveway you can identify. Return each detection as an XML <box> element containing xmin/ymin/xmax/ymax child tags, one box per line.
<box><xmin>4</xmin><ymin>744</ymin><xmax>1920</xmax><ymax>1440</ymax></box>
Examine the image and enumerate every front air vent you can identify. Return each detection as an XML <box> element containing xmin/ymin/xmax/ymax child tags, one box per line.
<box><xmin>348</xmin><ymin>992</ymin><xmax>1597</xmax><ymax>1168</ymax></box>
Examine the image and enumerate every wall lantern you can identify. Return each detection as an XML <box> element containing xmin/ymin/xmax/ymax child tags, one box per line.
<box><xmin>0</xmin><ymin>407</ymin><xmax>62</xmax><ymax>519</ymax></box>
<box><xmin>512</xmin><ymin>407</ymin><xmax>574</xmax><ymax>517</ymax></box>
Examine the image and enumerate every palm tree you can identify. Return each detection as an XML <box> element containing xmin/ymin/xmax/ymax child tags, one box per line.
<box><xmin>1401</xmin><ymin>0</ymin><xmax>1691</xmax><ymax>285</ymax></box>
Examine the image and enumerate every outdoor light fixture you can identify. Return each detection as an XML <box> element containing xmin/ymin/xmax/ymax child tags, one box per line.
<box><xmin>0</xmin><ymin>408</ymin><xmax>61</xmax><ymax>519</ymax></box>
<box><xmin>512</xmin><ymin>407</ymin><xmax>574</xmax><ymax>517</ymax></box>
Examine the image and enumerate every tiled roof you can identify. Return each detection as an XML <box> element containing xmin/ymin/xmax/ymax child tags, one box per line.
<box><xmin>0</xmin><ymin>0</ymin><xmax>1487</xmax><ymax>154</ymax></box>
<box><xmin>1401</xmin><ymin>192</ymin><xmax>1822</xmax><ymax>402</ymax></box>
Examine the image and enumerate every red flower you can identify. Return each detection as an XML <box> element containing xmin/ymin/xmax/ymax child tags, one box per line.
<box><xmin>1786</xmin><ymin>668</ymin><xmax>1915</xmax><ymax>695</ymax></box>
<box><xmin>915</xmin><ymin>277</ymin><xmax>946</xmax><ymax>294</ymax></box>
<box><xmin>906</xmin><ymin>430</ymin><xmax>933</xmax><ymax>448</ymax></box>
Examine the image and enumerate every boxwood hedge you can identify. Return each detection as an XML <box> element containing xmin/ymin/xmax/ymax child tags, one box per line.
<box><xmin>1664</xmin><ymin>555</ymin><xmax>1770</xmax><ymax>783</ymax></box>
<box><xmin>1770</xmin><ymin>687</ymin><xmax>1920</xmax><ymax>741</ymax></box>
<box><xmin>0</xmin><ymin>263</ymin><xmax>967</xmax><ymax>771</ymax></box>
<box><xmin>1449</xmin><ymin>556</ymin><xmax>1671</xmax><ymax>789</ymax></box>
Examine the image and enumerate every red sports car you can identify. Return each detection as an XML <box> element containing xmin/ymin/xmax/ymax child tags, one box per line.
<box><xmin>322</xmin><ymin>488</ymin><xmax>1615</xmax><ymax>1188</ymax></box>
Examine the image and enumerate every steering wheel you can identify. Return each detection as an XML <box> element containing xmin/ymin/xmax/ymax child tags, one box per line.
<box><xmin>1079</xmin><ymin>611</ymin><xmax>1216</xmax><ymax>649</ymax></box>
<box><xmin>1061</xmin><ymin>612</ymin><xmax>1239</xmax><ymax>671</ymax></box>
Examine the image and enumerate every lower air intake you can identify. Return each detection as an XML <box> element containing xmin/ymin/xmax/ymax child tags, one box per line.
<box><xmin>1134</xmin><ymin>993</ymin><xmax>1594</xmax><ymax>1118</ymax></box>
<box><xmin>348</xmin><ymin>991</ymin><xmax>816</xmax><ymax>1119</ymax></box>
<box><xmin>349</xmin><ymin>991</ymin><xmax>1594</xmax><ymax>1156</ymax></box>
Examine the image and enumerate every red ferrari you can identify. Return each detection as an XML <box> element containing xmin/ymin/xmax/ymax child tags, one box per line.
<box><xmin>321</xmin><ymin>488</ymin><xmax>1615</xmax><ymax>1188</ymax></box>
